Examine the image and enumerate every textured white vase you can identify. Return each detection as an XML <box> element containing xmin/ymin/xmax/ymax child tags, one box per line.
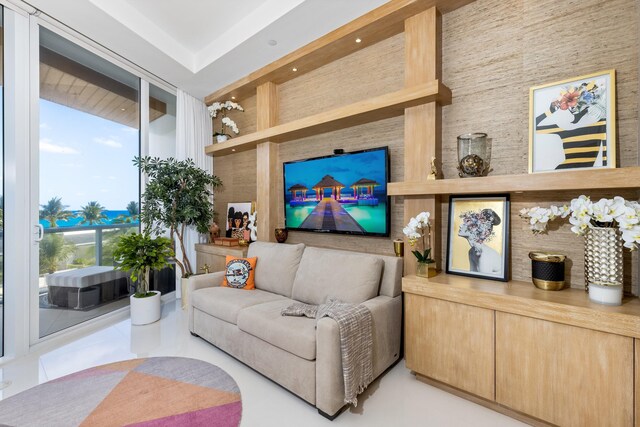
<box><xmin>130</xmin><ymin>291</ymin><xmax>161</xmax><ymax>325</ymax></box>
<box><xmin>584</xmin><ymin>227</ymin><xmax>623</xmax><ymax>289</ymax></box>
<box><xmin>216</xmin><ymin>134</ymin><xmax>229</xmax><ymax>143</ymax></box>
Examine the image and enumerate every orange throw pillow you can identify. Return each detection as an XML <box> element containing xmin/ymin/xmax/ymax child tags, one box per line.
<box><xmin>222</xmin><ymin>256</ymin><xmax>257</xmax><ymax>290</ymax></box>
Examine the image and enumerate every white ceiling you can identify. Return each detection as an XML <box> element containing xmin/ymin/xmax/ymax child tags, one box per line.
<box><xmin>25</xmin><ymin>0</ymin><xmax>389</xmax><ymax>99</ymax></box>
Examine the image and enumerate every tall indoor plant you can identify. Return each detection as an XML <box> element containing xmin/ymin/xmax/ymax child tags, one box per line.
<box><xmin>134</xmin><ymin>156</ymin><xmax>222</xmax><ymax>279</ymax></box>
<box><xmin>113</xmin><ymin>232</ymin><xmax>174</xmax><ymax>325</ymax></box>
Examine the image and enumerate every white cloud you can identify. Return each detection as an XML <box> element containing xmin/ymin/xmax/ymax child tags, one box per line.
<box><xmin>40</xmin><ymin>138</ymin><xmax>79</xmax><ymax>154</ymax></box>
<box><xmin>94</xmin><ymin>137</ymin><xmax>123</xmax><ymax>148</ymax></box>
<box><xmin>40</xmin><ymin>123</ymin><xmax>51</xmax><ymax>130</ymax></box>
<box><xmin>121</xmin><ymin>127</ymin><xmax>139</xmax><ymax>135</ymax></box>
<box><xmin>108</xmin><ymin>176</ymin><xmax>117</xmax><ymax>180</ymax></box>
<box><xmin>100</xmin><ymin>189</ymin><xmax>110</xmax><ymax>193</ymax></box>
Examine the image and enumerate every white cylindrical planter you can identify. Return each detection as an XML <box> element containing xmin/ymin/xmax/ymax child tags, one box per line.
<box><xmin>130</xmin><ymin>291</ymin><xmax>161</xmax><ymax>325</ymax></box>
<box><xmin>588</xmin><ymin>283</ymin><xmax>623</xmax><ymax>306</ymax></box>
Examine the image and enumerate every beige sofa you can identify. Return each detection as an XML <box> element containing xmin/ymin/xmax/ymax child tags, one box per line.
<box><xmin>187</xmin><ymin>241</ymin><xmax>402</xmax><ymax>419</ymax></box>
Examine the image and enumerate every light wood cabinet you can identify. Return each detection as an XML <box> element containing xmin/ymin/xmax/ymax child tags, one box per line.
<box><xmin>405</xmin><ymin>294</ymin><xmax>494</xmax><ymax>399</ymax></box>
<box><xmin>496</xmin><ymin>312</ymin><xmax>634</xmax><ymax>426</ymax></box>
<box><xmin>194</xmin><ymin>244</ymin><xmax>248</xmax><ymax>273</ymax></box>
<box><xmin>403</xmin><ymin>274</ymin><xmax>640</xmax><ymax>426</ymax></box>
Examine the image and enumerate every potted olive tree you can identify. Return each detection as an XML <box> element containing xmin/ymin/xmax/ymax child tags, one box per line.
<box><xmin>134</xmin><ymin>157</ymin><xmax>222</xmax><ymax>304</ymax></box>
<box><xmin>113</xmin><ymin>232</ymin><xmax>174</xmax><ymax>325</ymax></box>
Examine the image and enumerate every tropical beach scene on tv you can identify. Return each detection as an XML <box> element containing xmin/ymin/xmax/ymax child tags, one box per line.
<box><xmin>283</xmin><ymin>148</ymin><xmax>389</xmax><ymax>236</ymax></box>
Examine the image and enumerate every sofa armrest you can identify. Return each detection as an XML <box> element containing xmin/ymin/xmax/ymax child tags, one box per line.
<box><xmin>187</xmin><ymin>271</ymin><xmax>224</xmax><ymax>333</ymax></box>
<box><xmin>315</xmin><ymin>295</ymin><xmax>402</xmax><ymax>416</ymax></box>
<box><xmin>188</xmin><ymin>271</ymin><xmax>224</xmax><ymax>294</ymax></box>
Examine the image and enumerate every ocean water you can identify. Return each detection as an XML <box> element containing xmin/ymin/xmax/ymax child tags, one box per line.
<box><xmin>39</xmin><ymin>210</ymin><xmax>139</xmax><ymax>229</ymax></box>
<box><xmin>285</xmin><ymin>202</ymin><xmax>387</xmax><ymax>233</ymax></box>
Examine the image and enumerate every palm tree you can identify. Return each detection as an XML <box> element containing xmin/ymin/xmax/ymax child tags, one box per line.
<box><xmin>113</xmin><ymin>201</ymin><xmax>139</xmax><ymax>224</ymax></box>
<box><xmin>78</xmin><ymin>201</ymin><xmax>108</xmax><ymax>225</ymax></box>
<box><xmin>39</xmin><ymin>197</ymin><xmax>75</xmax><ymax>227</ymax></box>
<box><xmin>126</xmin><ymin>201</ymin><xmax>139</xmax><ymax>216</ymax></box>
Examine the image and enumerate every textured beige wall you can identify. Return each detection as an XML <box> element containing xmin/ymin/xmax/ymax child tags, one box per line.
<box><xmin>440</xmin><ymin>0</ymin><xmax>639</xmax><ymax>291</ymax></box>
<box><xmin>212</xmin><ymin>0</ymin><xmax>639</xmax><ymax>292</ymax></box>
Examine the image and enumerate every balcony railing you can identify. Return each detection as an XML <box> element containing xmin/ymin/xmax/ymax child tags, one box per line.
<box><xmin>43</xmin><ymin>222</ymin><xmax>139</xmax><ymax>269</ymax></box>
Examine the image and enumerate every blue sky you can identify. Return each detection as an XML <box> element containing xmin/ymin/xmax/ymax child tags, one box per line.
<box><xmin>284</xmin><ymin>149</ymin><xmax>387</xmax><ymax>196</ymax></box>
<box><xmin>39</xmin><ymin>100</ymin><xmax>139</xmax><ymax>210</ymax></box>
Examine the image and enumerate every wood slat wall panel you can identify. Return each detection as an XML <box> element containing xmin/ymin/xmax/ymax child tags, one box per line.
<box><xmin>278</xmin><ymin>34</ymin><xmax>405</xmax><ymax>124</ymax></box>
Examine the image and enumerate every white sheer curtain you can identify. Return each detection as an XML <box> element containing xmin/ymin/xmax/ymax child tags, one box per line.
<box><xmin>175</xmin><ymin>89</ymin><xmax>213</xmax><ymax>297</ymax></box>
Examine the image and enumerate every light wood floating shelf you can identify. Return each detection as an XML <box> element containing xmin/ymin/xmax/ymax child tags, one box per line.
<box><xmin>205</xmin><ymin>0</ymin><xmax>475</xmax><ymax>103</ymax></box>
<box><xmin>206</xmin><ymin>81</ymin><xmax>451</xmax><ymax>157</ymax></box>
<box><xmin>403</xmin><ymin>274</ymin><xmax>640</xmax><ymax>338</ymax></box>
<box><xmin>388</xmin><ymin>166</ymin><xmax>640</xmax><ymax>196</ymax></box>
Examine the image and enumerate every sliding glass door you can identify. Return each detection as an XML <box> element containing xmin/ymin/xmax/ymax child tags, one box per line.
<box><xmin>35</xmin><ymin>27</ymin><xmax>141</xmax><ymax>338</ymax></box>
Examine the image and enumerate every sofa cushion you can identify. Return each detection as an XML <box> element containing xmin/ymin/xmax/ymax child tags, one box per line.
<box><xmin>237</xmin><ymin>299</ymin><xmax>317</xmax><ymax>361</ymax></box>
<box><xmin>247</xmin><ymin>242</ymin><xmax>305</xmax><ymax>297</ymax></box>
<box><xmin>291</xmin><ymin>247</ymin><xmax>383</xmax><ymax>305</ymax></box>
<box><xmin>191</xmin><ymin>287</ymin><xmax>285</xmax><ymax>325</ymax></box>
<box><xmin>222</xmin><ymin>256</ymin><xmax>257</xmax><ymax>290</ymax></box>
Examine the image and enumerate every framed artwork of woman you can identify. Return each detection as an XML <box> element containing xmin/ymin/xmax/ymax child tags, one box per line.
<box><xmin>446</xmin><ymin>194</ymin><xmax>510</xmax><ymax>282</ymax></box>
<box><xmin>529</xmin><ymin>70</ymin><xmax>616</xmax><ymax>173</ymax></box>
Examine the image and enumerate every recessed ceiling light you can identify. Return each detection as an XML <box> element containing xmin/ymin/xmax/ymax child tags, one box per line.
<box><xmin>231</xmin><ymin>149</ymin><xmax>236</xmax><ymax>152</ymax></box>
<box><xmin>355</xmin><ymin>38</ymin><xmax>362</xmax><ymax>43</ymax></box>
<box><xmin>121</xmin><ymin>108</ymin><xmax>126</xmax><ymax>111</ymax></box>
<box><xmin>267</xmin><ymin>39</ymin><xmax>277</xmax><ymax>46</ymax></box>
<box><xmin>231</xmin><ymin>96</ymin><xmax>236</xmax><ymax>100</ymax></box>
<box><xmin>292</xmin><ymin>67</ymin><xmax>298</xmax><ymax>72</ymax></box>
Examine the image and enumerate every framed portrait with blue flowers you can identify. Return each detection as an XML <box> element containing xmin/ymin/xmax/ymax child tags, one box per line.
<box><xmin>529</xmin><ymin>70</ymin><xmax>616</xmax><ymax>173</ymax></box>
<box><xmin>446</xmin><ymin>194</ymin><xmax>510</xmax><ymax>282</ymax></box>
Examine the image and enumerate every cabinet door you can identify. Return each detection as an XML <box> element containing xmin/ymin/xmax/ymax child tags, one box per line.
<box><xmin>405</xmin><ymin>294</ymin><xmax>495</xmax><ymax>400</ymax></box>
<box><xmin>496</xmin><ymin>312</ymin><xmax>634</xmax><ymax>426</ymax></box>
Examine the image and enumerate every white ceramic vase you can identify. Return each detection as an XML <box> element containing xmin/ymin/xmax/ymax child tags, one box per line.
<box><xmin>216</xmin><ymin>134</ymin><xmax>229</xmax><ymax>143</ymax></box>
<box><xmin>130</xmin><ymin>291</ymin><xmax>161</xmax><ymax>325</ymax></box>
<box><xmin>588</xmin><ymin>283</ymin><xmax>623</xmax><ymax>306</ymax></box>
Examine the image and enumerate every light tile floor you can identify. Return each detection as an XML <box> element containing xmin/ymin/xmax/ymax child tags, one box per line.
<box><xmin>1</xmin><ymin>300</ymin><xmax>525</xmax><ymax>427</ymax></box>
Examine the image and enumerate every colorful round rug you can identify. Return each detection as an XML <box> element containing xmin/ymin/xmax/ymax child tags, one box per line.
<box><xmin>0</xmin><ymin>357</ymin><xmax>242</xmax><ymax>427</ymax></box>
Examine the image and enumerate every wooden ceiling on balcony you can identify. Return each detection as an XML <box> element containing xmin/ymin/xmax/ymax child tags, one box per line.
<box><xmin>39</xmin><ymin>47</ymin><xmax>166</xmax><ymax>128</ymax></box>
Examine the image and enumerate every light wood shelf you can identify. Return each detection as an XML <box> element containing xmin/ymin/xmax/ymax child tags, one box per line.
<box><xmin>204</xmin><ymin>0</ymin><xmax>474</xmax><ymax>103</ymax></box>
<box><xmin>403</xmin><ymin>273</ymin><xmax>640</xmax><ymax>338</ymax></box>
<box><xmin>389</xmin><ymin>166</ymin><xmax>640</xmax><ymax>196</ymax></box>
<box><xmin>206</xmin><ymin>81</ymin><xmax>451</xmax><ymax>157</ymax></box>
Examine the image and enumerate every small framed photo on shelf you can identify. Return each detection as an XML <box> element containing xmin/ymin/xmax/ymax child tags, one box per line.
<box><xmin>529</xmin><ymin>69</ymin><xmax>616</xmax><ymax>173</ymax></box>
<box><xmin>225</xmin><ymin>201</ymin><xmax>256</xmax><ymax>242</ymax></box>
<box><xmin>446</xmin><ymin>194</ymin><xmax>510</xmax><ymax>282</ymax></box>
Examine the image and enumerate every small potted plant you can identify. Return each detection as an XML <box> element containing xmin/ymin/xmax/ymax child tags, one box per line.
<box><xmin>403</xmin><ymin>211</ymin><xmax>436</xmax><ymax>278</ymax></box>
<box><xmin>207</xmin><ymin>100</ymin><xmax>244</xmax><ymax>143</ymax></box>
<box><xmin>113</xmin><ymin>232</ymin><xmax>174</xmax><ymax>325</ymax></box>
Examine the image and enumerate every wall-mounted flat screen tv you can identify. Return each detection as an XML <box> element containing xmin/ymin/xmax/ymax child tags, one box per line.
<box><xmin>283</xmin><ymin>147</ymin><xmax>389</xmax><ymax>237</ymax></box>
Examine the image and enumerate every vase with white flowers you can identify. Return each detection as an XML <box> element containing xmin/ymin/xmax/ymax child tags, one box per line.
<box><xmin>403</xmin><ymin>211</ymin><xmax>436</xmax><ymax>278</ymax></box>
<box><xmin>520</xmin><ymin>195</ymin><xmax>640</xmax><ymax>305</ymax></box>
<box><xmin>207</xmin><ymin>100</ymin><xmax>244</xmax><ymax>143</ymax></box>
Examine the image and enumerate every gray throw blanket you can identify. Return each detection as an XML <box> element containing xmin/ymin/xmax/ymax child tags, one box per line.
<box><xmin>281</xmin><ymin>299</ymin><xmax>373</xmax><ymax>406</ymax></box>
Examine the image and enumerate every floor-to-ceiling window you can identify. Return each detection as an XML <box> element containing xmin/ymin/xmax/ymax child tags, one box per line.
<box><xmin>36</xmin><ymin>27</ymin><xmax>141</xmax><ymax>337</ymax></box>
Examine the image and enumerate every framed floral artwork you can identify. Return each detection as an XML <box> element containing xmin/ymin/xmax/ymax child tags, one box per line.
<box><xmin>529</xmin><ymin>70</ymin><xmax>616</xmax><ymax>173</ymax></box>
<box><xmin>446</xmin><ymin>194</ymin><xmax>510</xmax><ymax>282</ymax></box>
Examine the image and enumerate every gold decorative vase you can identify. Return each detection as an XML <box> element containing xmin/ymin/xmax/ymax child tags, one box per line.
<box><xmin>529</xmin><ymin>252</ymin><xmax>566</xmax><ymax>291</ymax></box>
<box><xmin>584</xmin><ymin>227</ymin><xmax>622</xmax><ymax>291</ymax></box>
<box><xmin>416</xmin><ymin>262</ymin><xmax>436</xmax><ymax>278</ymax></box>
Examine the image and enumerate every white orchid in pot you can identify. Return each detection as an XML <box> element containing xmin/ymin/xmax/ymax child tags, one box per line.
<box><xmin>208</xmin><ymin>100</ymin><xmax>244</xmax><ymax>143</ymax></box>
<box><xmin>403</xmin><ymin>211</ymin><xmax>436</xmax><ymax>278</ymax></box>
<box><xmin>520</xmin><ymin>195</ymin><xmax>640</xmax><ymax>305</ymax></box>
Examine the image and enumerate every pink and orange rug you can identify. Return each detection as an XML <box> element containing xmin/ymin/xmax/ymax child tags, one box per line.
<box><xmin>0</xmin><ymin>357</ymin><xmax>242</xmax><ymax>427</ymax></box>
